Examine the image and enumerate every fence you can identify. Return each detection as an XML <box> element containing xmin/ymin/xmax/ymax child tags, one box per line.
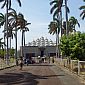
<box><xmin>78</xmin><ymin>61</ymin><xmax>85</xmax><ymax>75</ymax></box>
<box><xmin>54</xmin><ymin>58</ymin><xmax>85</xmax><ymax>76</ymax></box>
<box><xmin>0</xmin><ymin>58</ymin><xmax>16</xmax><ymax>69</ymax></box>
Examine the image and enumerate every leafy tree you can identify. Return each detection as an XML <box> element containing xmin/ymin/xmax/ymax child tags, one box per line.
<box><xmin>60</xmin><ymin>35</ymin><xmax>70</xmax><ymax>57</ymax></box>
<box><xmin>60</xmin><ymin>32</ymin><xmax>85</xmax><ymax>60</ymax></box>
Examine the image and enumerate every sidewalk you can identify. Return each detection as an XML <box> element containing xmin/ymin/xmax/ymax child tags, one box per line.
<box><xmin>50</xmin><ymin>62</ymin><xmax>85</xmax><ymax>85</ymax></box>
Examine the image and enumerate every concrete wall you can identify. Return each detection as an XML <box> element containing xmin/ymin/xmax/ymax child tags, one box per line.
<box><xmin>22</xmin><ymin>46</ymin><xmax>56</xmax><ymax>57</ymax></box>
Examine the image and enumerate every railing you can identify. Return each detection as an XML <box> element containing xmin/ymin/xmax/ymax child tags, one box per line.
<box><xmin>54</xmin><ymin>58</ymin><xmax>85</xmax><ymax>77</ymax></box>
<box><xmin>78</xmin><ymin>61</ymin><xmax>85</xmax><ymax>75</ymax></box>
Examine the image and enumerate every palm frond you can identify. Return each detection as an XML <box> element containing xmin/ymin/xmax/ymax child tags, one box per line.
<box><xmin>79</xmin><ymin>6</ymin><xmax>85</xmax><ymax>10</ymax></box>
<box><xmin>50</xmin><ymin>4</ymin><xmax>57</xmax><ymax>14</ymax></box>
<box><xmin>53</xmin><ymin>9</ymin><xmax>59</xmax><ymax>18</ymax></box>
<box><xmin>50</xmin><ymin>0</ymin><xmax>58</xmax><ymax>5</ymax></box>
<box><xmin>1</xmin><ymin>0</ymin><xmax>6</xmax><ymax>9</ymax></box>
<box><xmin>8</xmin><ymin>8</ymin><xmax>17</xmax><ymax>15</ymax></box>
<box><xmin>82</xmin><ymin>14</ymin><xmax>85</xmax><ymax>20</ymax></box>
<box><xmin>18</xmin><ymin>13</ymin><xmax>24</xmax><ymax>18</ymax></box>
<box><xmin>0</xmin><ymin>13</ymin><xmax>4</xmax><ymax>18</ymax></box>
<box><xmin>80</xmin><ymin>10</ymin><xmax>85</xmax><ymax>20</ymax></box>
<box><xmin>17</xmin><ymin>0</ymin><xmax>21</xmax><ymax>7</ymax></box>
<box><xmin>67</xmin><ymin>7</ymin><xmax>70</xmax><ymax>13</ymax></box>
<box><xmin>0</xmin><ymin>0</ymin><xmax>4</xmax><ymax>2</ymax></box>
<box><xmin>0</xmin><ymin>38</ymin><xmax>3</xmax><ymax>40</ymax></box>
<box><xmin>0</xmin><ymin>20</ymin><xmax>5</xmax><ymax>26</ymax></box>
<box><xmin>77</xmin><ymin>22</ymin><xmax>80</xmax><ymax>28</ymax></box>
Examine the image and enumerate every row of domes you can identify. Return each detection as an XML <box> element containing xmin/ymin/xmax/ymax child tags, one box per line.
<box><xmin>27</xmin><ymin>37</ymin><xmax>56</xmax><ymax>46</ymax></box>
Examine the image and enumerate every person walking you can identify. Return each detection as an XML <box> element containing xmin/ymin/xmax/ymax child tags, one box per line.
<box><xmin>19</xmin><ymin>56</ymin><xmax>23</xmax><ymax>70</ymax></box>
<box><xmin>52</xmin><ymin>57</ymin><xmax>54</xmax><ymax>63</ymax></box>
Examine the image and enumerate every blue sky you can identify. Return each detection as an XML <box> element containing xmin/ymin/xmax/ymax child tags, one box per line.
<box><xmin>0</xmin><ymin>0</ymin><xmax>85</xmax><ymax>49</ymax></box>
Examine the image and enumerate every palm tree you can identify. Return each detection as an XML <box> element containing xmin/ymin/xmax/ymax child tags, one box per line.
<box><xmin>0</xmin><ymin>13</ymin><xmax>7</xmax><ymax>60</ymax></box>
<box><xmin>50</xmin><ymin>0</ymin><xmax>63</xmax><ymax>58</ymax></box>
<box><xmin>0</xmin><ymin>9</ymin><xmax>18</xmax><ymax>64</ymax></box>
<box><xmin>7</xmin><ymin>8</ymin><xmax>19</xmax><ymax>65</ymax></box>
<box><xmin>17</xmin><ymin>13</ymin><xmax>31</xmax><ymax>57</ymax></box>
<box><xmin>79</xmin><ymin>0</ymin><xmax>85</xmax><ymax>20</ymax></box>
<box><xmin>68</xmin><ymin>16</ymin><xmax>80</xmax><ymax>33</ymax></box>
<box><xmin>50</xmin><ymin>0</ymin><xmax>70</xmax><ymax>36</ymax></box>
<box><xmin>23</xmin><ymin>25</ymin><xmax>30</xmax><ymax>46</ymax></box>
<box><xmin>0</xmin><ymin>0</ymin><xmax>21</xmax><ymax>65</ymax></box>
<box><xmin>65</xmin><ymin>0</ymin><xmax>68</xmax><ymax>35</ymax></box>
<box><xmin>48</xmin><ymin>19</ymin><xmax>60</xmax><ymax>58</ymax></box>
<box><xmin>7</xmin><ymin>9</ymin><xmax>30</xmax><ymax>63</ymax></box>
<box><xmin>1</xmin><ymin>0</ymin><xmax>21</xmax><ymax>9</ymax></box>
<box><xmin>0</xmin><ymin>8</ymin><xmax>23</xmax><ymax>65</ymax></box>
<box><xmin>50</xmin><ymin>0</ymin><xmax>63</xmax><ymax>18</ymax></box>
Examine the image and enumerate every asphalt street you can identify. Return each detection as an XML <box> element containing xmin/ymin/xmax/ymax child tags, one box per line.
<box><xmin>0</xmin><ymin>63</ymin><xmax>84</xmax><ymax>85</ymax></box>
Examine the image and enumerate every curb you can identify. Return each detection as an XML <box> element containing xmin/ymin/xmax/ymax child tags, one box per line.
<box><xmin>0</xmin><ymin>65</ymin><xmax>16</xmax><ymax>70</ymax></box>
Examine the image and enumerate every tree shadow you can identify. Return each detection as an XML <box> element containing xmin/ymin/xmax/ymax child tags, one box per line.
<box><xmin>0</xmin><ymin>71</ymin><xmax>64</xmax><ymax>85</ymax></box>
<box><xmin>27</xmin><ymin>64</ymin><xmax>55</xmax><ymax>67</ymax></box>
<box><xmin>0</xmin><ymin>72</ymin><xmax>46</xmax><ymax>85</ymax></box>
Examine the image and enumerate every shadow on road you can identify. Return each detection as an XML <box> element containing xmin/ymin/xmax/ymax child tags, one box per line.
<box><xmin>27</xmin><ymin>64</ymin><xmax>55</xmax><ymax>67</ymax></box>
<box><xmin>0</xmin><ymin>71</ymin><xmax>65</xmax><ymax>85</ymax></box>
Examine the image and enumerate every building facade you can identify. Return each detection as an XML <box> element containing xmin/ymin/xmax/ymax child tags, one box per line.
<box><xmin>21</xmin><ymin>37</ymin><xmax>56</xmax><ymax>58</ymax></box>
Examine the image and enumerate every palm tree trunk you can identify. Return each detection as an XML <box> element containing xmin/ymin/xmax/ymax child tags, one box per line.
<box><xmin>60</xmin><ymin>9</ymin><xmax>63</xmax><ymax>59</ymax></box>
<box><xmin>65</xmin><ymin>0</ymin><xmax>68</xmax><ymax>36</ymax></box>
<box><xmin>9</xmin><ymin>37</ymin><xmax>11</xmax><ymax>59</ymax></box>
<box><xmin>4</xmin><ymin>27</ymin><xmax>6</xmax><ymax>60</ymax></box>
<box><xmin>6</xmin><ymin>0</ymin><xmax>9</xmax><ymax>65</ymax></box>
<box><xmin>10</xmin><ymin>37</ymin><xmax>11</xmax><ymax>50</ymax></box>
<box><xmin>56</xmin><ymin>29</ymin><xmax>59</xmax><ymax>58</ymax></box>
<box><xmin>15</xmin><ymin>29</ymin><xmax>18</xmax><ymax>65</ymax></box>
<box><xmin>56</xmin><ymin>32</ymin><xmax>57</xmax><ymax>58</ymax></box>
<box><xmin>4</xmin><ymin>33</ymin><xmax>5</xmax><ymax>60</ymax></box>
<box><xmin>21</xmin><ymin>30</ymin><xmax>24</xmax><ymax>57</ymax></box>
<box><xmin>60</xmin><ymin>10</ymin><xmax>62</xmax><ymax>37</ymax></box>
<box><xmin>23</xmin><ymin>32</ymin><xmax>25</xmax><ymax>46</ymax></box>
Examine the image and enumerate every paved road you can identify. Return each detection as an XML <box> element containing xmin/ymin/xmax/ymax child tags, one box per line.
<box><xmin>0</xmin><ymin>63</ymin><xmax>84</xmax><ymax>85</ymax></box>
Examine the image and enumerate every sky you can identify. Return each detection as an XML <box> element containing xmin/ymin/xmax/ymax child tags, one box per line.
<box><xmin>0</xmin><ymin>0</ymin><xmax>85</xmax><ymax>50</ymax></box>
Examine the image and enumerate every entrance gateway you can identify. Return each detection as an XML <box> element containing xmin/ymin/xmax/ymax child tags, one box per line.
<box><xmin>38</xmin><ymin>47</ymin><xmax>45</xmax><ymax>57</ymax></box>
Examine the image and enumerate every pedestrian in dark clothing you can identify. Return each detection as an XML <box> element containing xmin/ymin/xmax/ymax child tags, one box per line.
<box><xmin>52</xmin><ymin>57</ymin><xmax>54</xmax><ymax>63</ymax></box>
<box><xmin>26</xmin><ymin>59</ymin><xmax>29</xmax><ymax>66</ymax></box>
<box><xmin>19</xmin><ymin>57</ymin><xmax>23</xmax><ymax>70</ymax></box>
